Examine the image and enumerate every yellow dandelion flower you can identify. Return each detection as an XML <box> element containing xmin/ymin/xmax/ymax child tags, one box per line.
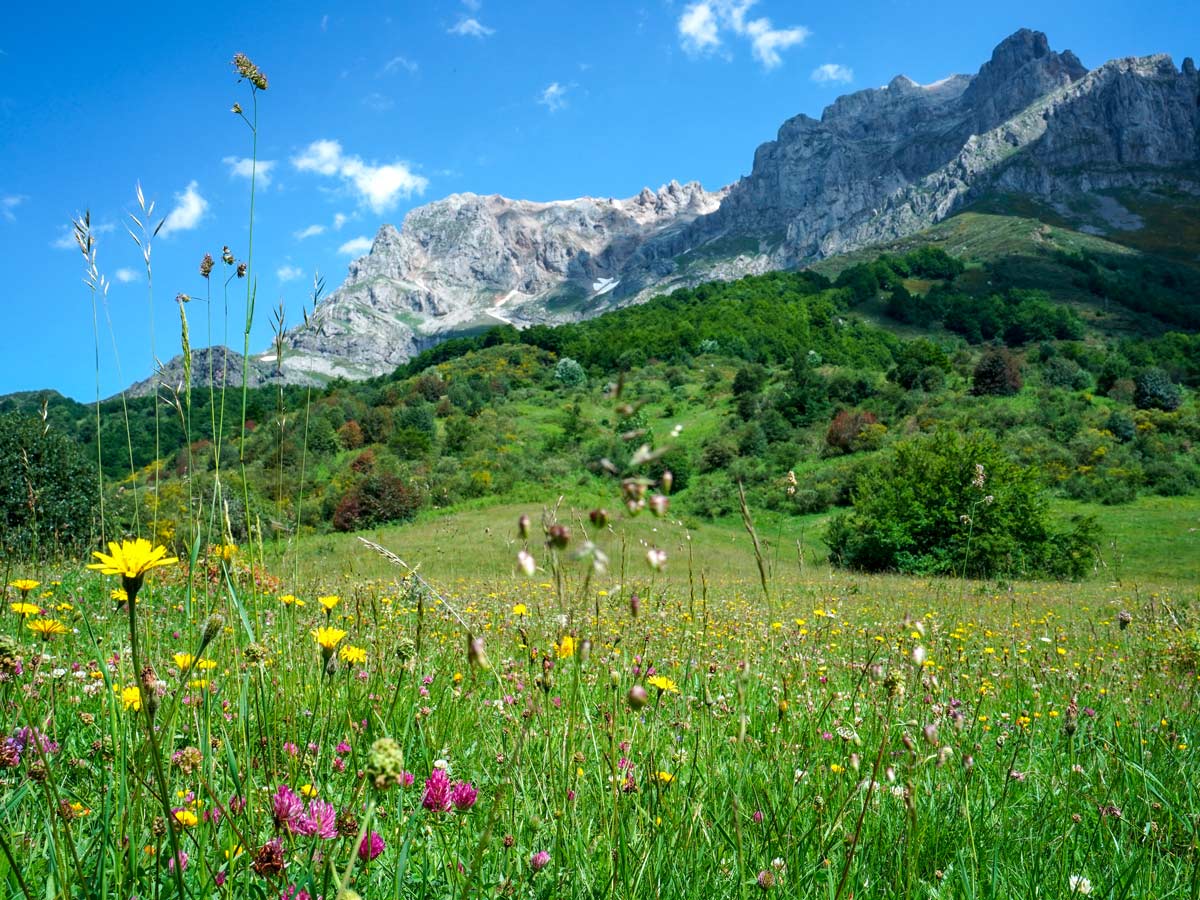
<box><xmin>279</xmin><ymin>594</ymin><xmax>298</xmax><ymax>606</ymax></box>
<box><xmin>311</xmin><ymin>627</ymin><xmax>347</xmax><ymax>650</ymax></box>
<box><xmin>9</xmin><ymin>579</ymin><xmax>39</xmax><ymax>595</ymax></box>
<box><xmin>318</xmin><ymin>595</ymin><xmax>340</xmax><ymax>614</ymax></box>
<box><xmin>339</xmin><ymin>644</ymin><xmax>367</xmax><ymax>665</ymax></box>
<box><xmin>10</xmin><ymin>602</ymin><xmax>41</xmax><ymax>617</ymax></box>
<box><xmin>174</xmin><ymin>653</ymin><xmax>195</xmax><ymax>670</ymax></box>
<box><xmin>110</xmin><ymin>588</ymin><xmax>128</xmax><ymax>603</ymax></box>
<box><xmin>121</xmin><ymin>685</ymin><xmax>142</xmax><ymax>711</ymax></box>
<box><xmin>88</xmin><ymin>538</ymin><xmax>179</xmax><ymax>581</ymax></box>
<box><xmin>555</xmin><ymin>635</ymin><xmax>576</xmax><ymax>659</ymax></box>
<box><xmin>647</xmin><ymin>674</ymin><xmax>680</xmax><ymax>694</ymax></box>
<box><xmin>196</xmin><ymin>658</ymin><xmax>217</xmax><ymax>670</ymax></box>
<box><xmin>27</xmin><ymin>618</ymin><xmax>69</xmax><ymax>640</ymax></box>
<box><xmin>512</xmin><ymin>603</ymin><xmax>529</xmax><ymax>616</ymax></box>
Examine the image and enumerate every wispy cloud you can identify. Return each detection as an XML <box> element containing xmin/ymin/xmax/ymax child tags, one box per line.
<box><xmin>333</xmin><ymin>213</ymin><xmax>349</xmax><ymax>230</ymax></box>
<box><xmin>115</xmin><ymin>267</ymin><xmax>140</xmax><ymax>283</ymax></box>
<box><xmin>811</xmin><ymin>63</ymin><xmax>853</xmax><ymax>84</ymax></box>
<box><xmin>159</xmin><ymin>181</ymin><xmax>208</xmax><ymax>238</ymax></box>
<box><xmin>292</xmin><ymin>139</ymin><xmax>428</xmax><ymax>213</ymax></box>
<box><xmin>678</xmin><ymin>1</ymin><xmax>809</xmax><ymax>69</ymax></box>
<box><xmin>223</xmin><ymin>156</ymin><xmax>277</xmax><ymax>187</ymax></box>
<box><xmin>382</xmin><ymin>55</ymin><xmax>418</xmax><ymax>75</ymax></box>
<box><xmin>449</xmin><ymin>17</ymin><xmax>494</xmax><ymax>38</ymax></box>
<box><xmin>295</xmin><ymin>224</ymin><xmax>326</xmax><ymax>240</ymax></box>
<box><xmin>362</xmin><ymin>92</ymin><xmax>395</xmax><ymax>112</ymax></box>
<box><xmin>2</xmin><ymin>193</ymin><xmax>27</xmax><ymax>222</ymax></box>
<box><xmin>538</xmin><ymin>82</ymin><xmax>569</xmax><ymax>112</ymax></box>
<box><xmin>338</xmin><ymin>236</ymin><xmax>373</xmax><ymax>257</ymax></box>
<box><xmin>277</xmin><ymin>264</ymin><xmax>304</xmax><ymax>282</ymax></box>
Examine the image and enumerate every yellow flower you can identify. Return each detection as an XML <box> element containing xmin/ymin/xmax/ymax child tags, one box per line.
<box><xmin>278</xmin><ymin>594</ymin><xmax>298</xmax><ymax>606</ymax></box>
<box><xmin>173</xmin><ymin>809</ymin><xmax>198</xmax><ymax>827</ymax></box>
<box><xmin>174</xmin><ymin>653</ymin><xmax>195</xmax><ymax>670</ymax></box>
<box><xmin>9</xmin><ymin>579</ymin><xmax>39</xmax><ymax>595</ymax></box>
<box><xmin>647</xmin><ymin>674</ymin><xmax>680</xmax><ymax>694</ymax></box>
<box><xmin>110</xmin><ymin>588</ymin><xmax>128</xmax><ymax>603</ymax></box>
<box><xmin>121</xmin><ymin>685</ymin><xmax>142</xmax><ymax>711</ymax></box>
<box><xmin>196</xmin><ymin>658</ymin><xmax>218</xmax><ymax>671</ymax></box>
<box><xmin>210</xmin><ymin>543</ymin><xmax>238</xmax><ymax>563</ymax></box>
<box><xmin>299</xmin><ymin>783</ymin><xmax>318</xmax><ymax>798</ymax></box>
<box><xmin>27</xmin><ymin>618</ymin><xmax>69</xmax><ymax>640</ymax></box>
<box><xmin>69</xmin><ymin>801</ymin><xmax>90</xmax><ymax>816</ymax></box>
<box><xmin>339</xmin><ymin>644</ymin><xmax>367</xmax><ymax>665</ymax></box>
<box><xmin>318</xmin><ymin>595</ymin><xmax>340</xmax><ymax>614</ymax></box>
<box><xmin>511</xmin><ymin>603</ymin><xmax>528</xmax><ymax>616</ymax></box>
<box><xmin>10</xmin><ymin>602</ymin><xmax>40</xmax><ymax>617</ymax></box>
<box><xmin>312</xmin><ymin>627</ymin><xmax>347</xmax><ymax>650</ymax></box>
<box><xmin>88</xmin><ymin>538</ymin><xmax>179</xmax><ymax>580</ymax></box>
<box><xmin>655</xmin><ymin>771</ymin><xmax>675</xmax><ymax>785</ymax></box>
<box><xmin>555</xmin><ymin>635</ymin><xmax>576</xmax><ymax>659</ymax></box>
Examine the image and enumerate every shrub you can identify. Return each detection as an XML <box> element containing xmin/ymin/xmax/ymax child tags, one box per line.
<box><xmin>824</xmin><ymin>430</ymin><xmax>1099</xmax><ymax>578</ymax></box>
<box><xmin>1133</xmin><ymin>368</ymin><xmax>1183</xmax><ymax>411</ymax></box>
<box><xmin>825</xmin><ymin>410</ymin><xmax>880</xmax><ymax>455</ymax></box>
<box><xmin>332</xmin><ymin>473</ymin><xmax>423</xmax><ymax>532</ymax></box>
<box><xmin>972</xmin><ymin>348</ymin><xmax>1022</xmax><ymax>396</ymax></box>
<box><xmin>0</xmin><ymin>414</ymin><xmax>97</xmax><ymax>559</ymax></box>
<box><xmin>554</xmin><ymin>357</ymin><xmax>587</xmax><ymax>388</ymax></box>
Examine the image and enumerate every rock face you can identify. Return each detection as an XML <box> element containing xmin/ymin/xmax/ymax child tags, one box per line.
<box><xmin>252</xmin><ymin>30</ymin><xmax>1200</xmax><ymax>383</ymax></box>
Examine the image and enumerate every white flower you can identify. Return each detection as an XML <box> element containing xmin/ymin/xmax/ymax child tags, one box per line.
<box><xmin>516</xmin><ymin>550</ymin><xmax>536</xmax><ymax>577</ymax></box>
<box><xmin>1069</xmin><ymin>875</ymin><xmax>1092</xmax><ymax>894</ymax></box>
<box><xmin>646</xmin><ymin>548</ymin><xmax>667</xmax><ymax>571</ymax></box>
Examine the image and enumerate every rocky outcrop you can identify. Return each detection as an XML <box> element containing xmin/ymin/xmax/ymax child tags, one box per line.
<box><xmin>146</xmin><ymin>29</ymin><xmax>1200</xmax><ymax>388</ymax></box>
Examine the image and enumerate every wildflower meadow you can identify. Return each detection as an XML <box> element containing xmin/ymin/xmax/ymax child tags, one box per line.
<box><xmin>1</xmin><ymin>53</ymin><xmax>1197</xmax><ymax>900</ymax></box>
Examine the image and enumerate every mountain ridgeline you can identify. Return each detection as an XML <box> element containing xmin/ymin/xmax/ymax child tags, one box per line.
<box><xmin>221</xmin><ymin>27</ymin><xmax>1200</xmax><ymax>386</ymax></box>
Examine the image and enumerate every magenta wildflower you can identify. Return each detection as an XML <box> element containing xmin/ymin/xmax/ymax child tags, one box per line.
<box><xmin>167</xmin><ymin>851</ymin><xmax>188</xmax><ymax>873</ymax></box>
<box><xmin>336</xmin><ymin>741</ymin><xmax>351</xmax><ymax>755</ymax></box>
<box><xmin>359</xmin><ymin>831</ymin><xmax>385</xmax><ymax>861</ymax></box>
<box><xmin>297</xmin><ymin>799</ymin><xmax>338</xmax><ymax>839</ymax></box>
<box><xmin>530</xmin><ymin>850</ymin><xmax>551</xmax><ymax>872</ymax></box>
<box><xmin>272</xmin><ymin>784</ymin><xmax>304</xmax><ymax>831</ymax></box>
<box><xmin>423</xmin><ymin>768</ymin><xmax>453</xmax><ymax>811</ymax></box>
<box><xmin>451</xmin><ymin>780</ymin><xmax>478</xmax><ymax>811</ymax></box>
<box><xmin>401</xmin><ymin>771</ymin><xmax>415</xmax><ymax>787</ymax></box>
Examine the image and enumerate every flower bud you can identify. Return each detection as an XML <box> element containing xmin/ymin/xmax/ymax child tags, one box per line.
<box><xmin>627</xmin><ymin>684</ymin><xmax>649</xmax><ymax>710</ymax></box>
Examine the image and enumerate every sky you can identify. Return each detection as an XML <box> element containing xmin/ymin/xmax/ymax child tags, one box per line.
<box><xmin>1</xmin><ymin>0</ymin><xmax>1196</xmax><ymax>401</ymax></box>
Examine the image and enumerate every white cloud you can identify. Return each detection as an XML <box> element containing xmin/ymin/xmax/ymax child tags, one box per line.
<box><xmin>449</xmin><ymin>17</ymin><xmax>494</xmax><ymax>38</ymax></box>
<box><xmin>159</xmin><ymin>181</ymin><xmax>208</xmax><ymax>238</ymax></box>
<box><xmin>678</xmin><ymin>1</ymin><xmax>809</xmax><ymax>69</ymax></box>
<box><xmin>292</xmin><ymin>139</ymin><xmax>428</xmax><ymax>213</ymax></box>
<box><xmin>2</xmin><ymin>194</ymin><xmax>27</xmax><ymax>222</ymax></box>
<box><xmin>277</xmin><ymin>264</ymin><xmax>304</xmax><ymax>282</ymax></box>
<box><xmin>320</xmin><ymin>13</ymin><xmax>329</xmax><ymax>31</ymax></box>
<box><xmin>338</xmin><ymin>236</ymin><xmax>373</xmax><ymax>257</ymax></box>
<box><xmin>362</xmin><ymin>92</ymin><xmax>395</xmax><ymax>112</ymax></box>
<box><xmin>538</xmin><ymin>82</ymin><xmax>569</xmax><ymax>112</ymax></box>
<box><xmin>115</xmin><ymin>267</ymin><xmax>140</xmax><ymax>283</ymax></box>
<box><xmin>223</xmin><ymin>156</ymin><xmax>277</xmax><ymax>187</ymax></box>
<box><xmin>295</xmin><ymin>224</ymin><xmax>326</xmax><ymax>240</ymax></box>
<box><xmin>462</xmin><ymin>0</ymin><xmax>481</xmax><ymax>10</ymax></box>
<box><xmin>679</xmin><ymin>3</ymin><xmax>720</xmax><ymax>53</ymax></box>
<box><xmin>382</xmin><ymin>55</ymin><xmax>418</xmax><ymax>75</ymax></box>
<box><xmin>811</xmin><ymin>63</ymin><xmax>853</xmax><ymax>84</ymax></box>
<box><xmin>51</xmin><ymin>219</ymin><xmax>115</xmax><ymax>250</ymax></box>
<box><xmin>333</xmin><ymin>213</ymin><xmax>349</xmax><ymax>230</ymax></box>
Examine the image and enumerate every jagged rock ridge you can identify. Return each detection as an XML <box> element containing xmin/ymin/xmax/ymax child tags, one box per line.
<box><xmin>161</xmin><ymin>29</ymin><xmax>1199</xmax><ymax>386</ymax></box>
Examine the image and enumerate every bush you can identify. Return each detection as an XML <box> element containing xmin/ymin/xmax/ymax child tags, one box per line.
<box><xmin>825</xmin><ymin>410</ymin><xmax>880</xmax><ymax>455</ymax></box>
<box><xmin>972</xmin><ymin>348</ymin><xmax>1022</xmax><ymax>396</ymax></box>
<box><xmin>554</xmin><ymin>357</ymin><xmax>587</xmax><ymax>388</ymax></box>
<box><xmin>824</xmin><ymin>430</ymin><xmax>1098</xmax><ymax>579</ymax></box>
<box><xmin>332</xmin><ymin>473</ymin><xmax>423</xmax><ymax>532</ymax></box>
<box><xmin>1133</xmin><ymin>368</ymin><xmax>1183</xmax><ymax>411</ymax></box>
<box><xmin>0</xmin><ymin>414</ymin><xmax>97</xmax><ymax>559</ymax></box>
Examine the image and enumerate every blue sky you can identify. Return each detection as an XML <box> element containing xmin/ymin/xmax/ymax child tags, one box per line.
<box><xmin>1</xmin><ymin>0</ymin><xmax>1195</xmax><ymax>400</ymax></box>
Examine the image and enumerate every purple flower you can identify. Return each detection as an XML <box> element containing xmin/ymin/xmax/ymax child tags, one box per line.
<box><xmin>423</xmin><ymin>768</ymin><xmax>453</xmax><ymax>811</ymax></box>
<box><xmin>272</xmin><ymin>784</ymin><xmax>304</xmax><ymax>831</ymax></box>
<box><xmin>530</xmin><ymin>850</ymin><xmax>551</xmax><ymax>872</ymax></box>
<box><xmin>168</xmin><ymin>851</ymin><xmax>188</xmax><ymax>872</ymax></box>
<box><xmin>336</xmin><ymin>741</ymin><xmax>352</xmax><ymax>755</ymax></box>
<box><xmin>451</xmin><ymin>780</ymin><xmax>478</xmax><ymax>811</ymax></box>
<box><xmin>400</xmin><ymin>771</ymin><xmax>415</xmax><ymax>788</ymax></box>
<box><xmin>359</xmin><ymin>831</ymin><xmax>385</xmax><ymax>862</ymax></box>
<box><xmin>297</xmin><ymin>799</ymin><xmax>338</xmax><ymax>839</ymax></box>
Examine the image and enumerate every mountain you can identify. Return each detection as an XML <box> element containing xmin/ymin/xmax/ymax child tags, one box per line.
<box><xmin>160</xmin><ymin>29</ymin><xmax>1199</xmax><ymax>387</ymax></box>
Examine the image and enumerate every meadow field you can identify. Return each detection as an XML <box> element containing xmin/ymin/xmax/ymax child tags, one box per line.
<box><xmin>2</xmin><ymin>491</ymin><xmax>1197</xmax><ymax>900</ymax></box>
